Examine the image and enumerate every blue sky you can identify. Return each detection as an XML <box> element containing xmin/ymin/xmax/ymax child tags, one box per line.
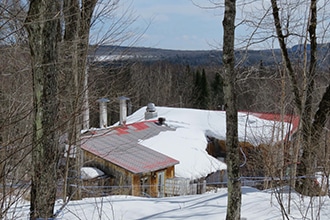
<box><xmin>93</xmin><ymin>1</ymin><xmax>330</xmax><ymax>51</ymax></box>
<box><xmin>126</xmin><ymin>0</ymin><xmax>223</xmax><ymax>50</ymax></box>
<box><xmin>91</xmin><ymin>0</ymin><xmax>274</xmax><ymax>50</ymax></box>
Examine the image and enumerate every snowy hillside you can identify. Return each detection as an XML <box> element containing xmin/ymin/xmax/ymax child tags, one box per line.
<box><xmin>9</xmin><ymin>186</ymin><xmax>330</xmax><ymax>219</ymax></box>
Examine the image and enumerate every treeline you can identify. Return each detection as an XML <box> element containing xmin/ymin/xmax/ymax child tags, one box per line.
<box><xmin>1</xmin><ymin>46</ymin><xmax>328</xmax><ymax>129</ymax></box>
<box><xmin>87</xmin><ymin>58</ymin><xmax>299</xmax><ymax>126</ymax></box>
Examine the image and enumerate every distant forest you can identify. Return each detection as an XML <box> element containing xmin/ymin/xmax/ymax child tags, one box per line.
<box><xmin>87</xmin><ymin>44</ymin><xmax>330</xmax><ymax>126</ymax></box>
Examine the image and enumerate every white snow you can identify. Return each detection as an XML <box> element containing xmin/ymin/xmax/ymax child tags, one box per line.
<box><xmin>81</xmin><ymin>167</ymin><xmax>105</xmax><ymax>180</ymax></box>
<box><xmin>93</xmin><ymin>54</ymin><xmax>135</xmax><ymax>61</ymax></box>
<box><xmin>128</xmin><ymin>106</ymin><xmax>291</xmax><ymax>179</ymax></box>
<box><xmin>126</xmin><ymin>106</ymin><xmax>291</xmax><ymax>146</ymax></box>
<box><xmin>6</xmin><ymin>106</ymin><xmax>330</xmax><ymax>219</ymax></box>
<box><xmin>140</xmin><ymin>127</ymin><xmax>226</xmax><ymax>179</ymax></box>
<box><xmin>9</xmin><ymin>187</ymin><xmax>330</xmax><ymax>219</ymax></box>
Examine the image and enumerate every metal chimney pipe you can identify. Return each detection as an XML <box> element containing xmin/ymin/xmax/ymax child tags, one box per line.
<box><xmin>118</xmin><ymin>96</ymin><xmax>130</xmax><ymax>125</ymax></box>
<box><xmin>82</xmin><ymin>64</ymin><xmax>90</xmax><ymax>130</ymax></box>
<box><xmin>97</xmin><ymin>98</ymin><xmax>110</xmax><ymax>128</ymax></box>
<box><xmin>145</xmin><ymin>103</ymin><xmax>158</xmax><ymax>120</ymax></box>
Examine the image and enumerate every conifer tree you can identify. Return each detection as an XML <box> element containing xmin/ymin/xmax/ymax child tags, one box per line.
<box><xmin>193</xmin><ymin>69</ymin><xmax>209</xmax><ymax>109</ymax></box>
<box><xmin>199</xmin><ymin>69</ymin><xmax>209</xmax><ymax>109</ymax></box>
<box><xmin>193</xmin><ymin>69</ymin><xmax>202</xmax><ymax>108</ymax></box>
<box><xmin>211</xmin><ymin>72</ymin><xmax>224</xmax><ymax>109</ymax></box>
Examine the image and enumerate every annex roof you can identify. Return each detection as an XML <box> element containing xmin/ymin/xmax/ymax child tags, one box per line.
<box><xmin>249</xmin><ymin>112</ymin><xmax>299</xmax><ymax>139</ymax></box>
<box><xmin>81</xmin><ymin>121</ymin><xmax>179</xmax><ymax>174</ymax></box>
<box><xmin>125</xmin><ymin>106</ymin><xmax>299</xmax><ymax>146</ymax></box>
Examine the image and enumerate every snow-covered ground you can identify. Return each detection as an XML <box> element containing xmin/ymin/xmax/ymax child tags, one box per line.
<box><xmin>8</xmin><ymin>106</ymin><xmax>321</xmax><ymax>219</ymax></box>
<box><xmin>8</xmin><ymin>186</ymin><xmax>330</xmax><ymax>219</ymax></box>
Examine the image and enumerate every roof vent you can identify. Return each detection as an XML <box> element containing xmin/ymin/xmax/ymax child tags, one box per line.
<box><xmin>97</xmin><ymin>98</ymin><xmax>109</xmax><ymax>129</ymax></box>
<box><xmin>157</xmin><ymin>117</ymin><xmax>166</xmax><ymax>125</ymax></box>
<box><xmin>118</xmin><ymin>96</ymin><xmax>130</xmax><ymax>125</ymax></box>
<box><xmin>145</xmin><ymin>103</ymin><xmax>158</xmax><ymax>120</ymax></box>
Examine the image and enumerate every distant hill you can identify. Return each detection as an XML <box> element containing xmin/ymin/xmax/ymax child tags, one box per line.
<box><xmin>90</xmin><ymin>45</ymin><xmax>221</xmax><ymax>66</ymax></box>
<box><xmin>90</xmin><ymin>43</ymin><xmax>330</xmax><ymax>67</ymax></box>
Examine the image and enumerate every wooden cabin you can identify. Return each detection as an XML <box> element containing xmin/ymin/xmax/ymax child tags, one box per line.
<box><xmin>81</xmin><ymin>121</ymin><xmax>179</xmax><ymax>197</ymax></box>
<box><xmin>206</xmin><ymin>112</ymin><xmax>300</xmax><ymax>189</ymax></box>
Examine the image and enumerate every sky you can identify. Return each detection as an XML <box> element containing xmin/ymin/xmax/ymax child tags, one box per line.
<box><xmin>117</xmin><ymin>0</ymin><xmax>280</xmax><ymax>51</ymax></box>
<box><xmin>119</xmin><ymin>0</ymin><xmax>225</xmax><ymax>50</ymax></box>
<box><xmin>93</xmin><ymin>0</ymin><xmax>330</xmax><ymax>51</ymax></box>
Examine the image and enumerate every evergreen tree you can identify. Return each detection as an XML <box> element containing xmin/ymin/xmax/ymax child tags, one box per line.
<box><xmin>211</xmin><ymin>72</ymin><xmax>224</xmax><ymax>109</ymax></box>
<box><xmin>199</xmin><ymin>69</ymin><xmax>209</xmax><ymax>109</ymax></box>
<box><xmin>193</xmin><ymin>69</ymin><xmax>209</xmax><ymax>109</ymax></box>
<box><xmin>192</xmin><ymin>69</ymin><xmax>201</xmax><ymax>108</ymax></box>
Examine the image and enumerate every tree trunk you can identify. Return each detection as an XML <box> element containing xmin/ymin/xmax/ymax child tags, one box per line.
<box><xmin>222</xmin><ymin>0</ymin><xmax>241</xmax><ymax>219</ymax></box>
<box><xmin>25</xmin><ymin>1</ymin><xmax>61</xmax><ymax>219</ymax></box>
<box><xmin>297</xmin><ymin>0</ymin><xmax>318</xmax><ymax>196</ymax></box>
<box><xmin>270</xmin><ymin>0</ymin><xmax>329</xmax><ymax>196</ymax></box>
<box><xmin>61</xmin><ymin>0</ymin><xmax>82</xmax><ymax>201</ymax></box>
<box><xmin>60</xmin><ymin>0</ymin><xmax>97</xmax><ymax>200</ymax></box>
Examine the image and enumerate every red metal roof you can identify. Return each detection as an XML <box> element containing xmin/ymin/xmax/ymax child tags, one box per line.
<box><xmin>81</xmin><ymin>121</ymin><xmax>179</xmax><ymax>174</ymax></box>
<box><xmin>249</xmin><ymin>112</ymin><xmax>300</xmax><ymax>137</ymax></box>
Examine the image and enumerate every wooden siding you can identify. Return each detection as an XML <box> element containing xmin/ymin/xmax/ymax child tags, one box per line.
<box><xmin>82</xmin><ymin>151</ymin><xmax>176</xmax><ymax>197</ymax></box>
<box><xmin>83</xmin><ymin>151</ymin><xmax>133</xmax><ymax>195</ymax></box>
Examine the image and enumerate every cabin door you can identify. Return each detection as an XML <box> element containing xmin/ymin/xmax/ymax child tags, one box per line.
<box><xmin>140</xmin><ymin>176</ymin><xmax>149</xmax><ymax>197</ymax></box>
<box><xmin>158</xmin><ymin>171</ymin><xmax>165</xmax><ymax>197</ymax></box>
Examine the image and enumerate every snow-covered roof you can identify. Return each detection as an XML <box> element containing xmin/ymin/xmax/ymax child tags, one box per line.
<box><xmin>116</xmin><ymin>106</ymin><xmax>298</xmax><ymax>179</ymax></box>
<box><xmin>81</xmin><ymin>167</ymin><xmax>105</xmax><ymax>180</ymax></box>
<box><xmin>125</xmin><ymin>106</ymin><xmax>297</xmax><ymax>146</ymax></box>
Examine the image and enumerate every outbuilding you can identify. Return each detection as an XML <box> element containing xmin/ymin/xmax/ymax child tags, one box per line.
<box><xmin>81</xmin><ymin>120</ymin><xmax>179</xmax><ymax>197</ymax></box>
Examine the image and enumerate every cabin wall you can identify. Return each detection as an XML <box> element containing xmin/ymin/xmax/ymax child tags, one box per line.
<box><xmin>83</xmin><ymin>151</ymin><xmax>176</xmax><ymax>197</ymax></box>
<box><xmin>83</xmin><ymin>151</ymin><xmax>133</xmax><ymax>195</ymax></box>
<box><xmin>151</xmin><ymin>166</ymin><xmax>176</xmax><ymax>197</ymax></box>
<box><xmin>207</xmin><ymin>138</ymin><xmax>288</xmax><ymax>178</ymax></box>
<box><xmin>149</xmin><ymin>172</ymin><xmax>157</xmax><ymax>197</ymax></box>
<box><xmin>165</xmin><ymin>166</ymin><xmax>175</xmax><ymax>177</ymax></box>
<box><xmin>132</xmin><ymin>174</ymin><xmax>141</xmax><ymax>196</ymax></box>
<box><xmin>135</xmin><ymin>166</ymin><xmax>175</xmax><ymax>197</ymax></box>
<box><xmin>81</xmin><ymin>176</ymin><xmax>113</xmax><ymax>197</ymax></box>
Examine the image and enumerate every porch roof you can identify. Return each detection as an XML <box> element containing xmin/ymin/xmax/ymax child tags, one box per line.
<box><xmin>81</xmin><ymin>121</ymin><xmax>179</xmax><ymax>174</ymax></box>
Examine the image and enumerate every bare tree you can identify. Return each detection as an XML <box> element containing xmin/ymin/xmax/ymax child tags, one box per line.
<box><xmin>222</xmin><ymin>0</ymin><xmax>241</xmax><ymax>219</ymax></box>
<box><xmin>0</xmin><ymin>49</ymin><xmax>32</xmax><ymax>220</ymax></box>
<box><xmin>0</xmin><ymin>1</ymin><xmax>34</xmax><ymax>219</ymax></box>
<box><xmin>270</xmin><ymin>0</ymin><xmax>330</xmax><ymax>196</ymax></box>
<box><xmin>0</xmin><ymin>0</ymin><xmax>27</xmax><ymax>43</ymax></box>
<box><xmin>25</xmin><ymin>1</ymin><xmax>61</xmax><ymax>218</ymax></box>
<box><xmin>58</xmin><ymin>0</ymin><xmax>98</xmax><ymax>201</ymax></box>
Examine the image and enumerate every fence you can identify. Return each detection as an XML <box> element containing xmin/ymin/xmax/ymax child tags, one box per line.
<box><xmin>2</xmin><ymin>175</ymin><xmax>328</xmax><ymax>200</ymax></box>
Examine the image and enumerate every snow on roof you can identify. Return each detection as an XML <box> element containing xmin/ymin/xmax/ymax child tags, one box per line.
<box><xmin>81</xmin><ymin>167</ymin><xmax>105</xmax><ymax>180</ymax></box>
<box><xmin>116</xmin><ymin>106</ymin><xmax>296</xmax><ymax>179</ymax></box>
<box><xmin>126</xmin><ymin>106</ymin><xmax>294</xmax><ymax>146</ymax></box>
<box><xmin>139</xmin><ymin>126</ymin><xmax>226</xmax><ymax>179</ymax></box>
